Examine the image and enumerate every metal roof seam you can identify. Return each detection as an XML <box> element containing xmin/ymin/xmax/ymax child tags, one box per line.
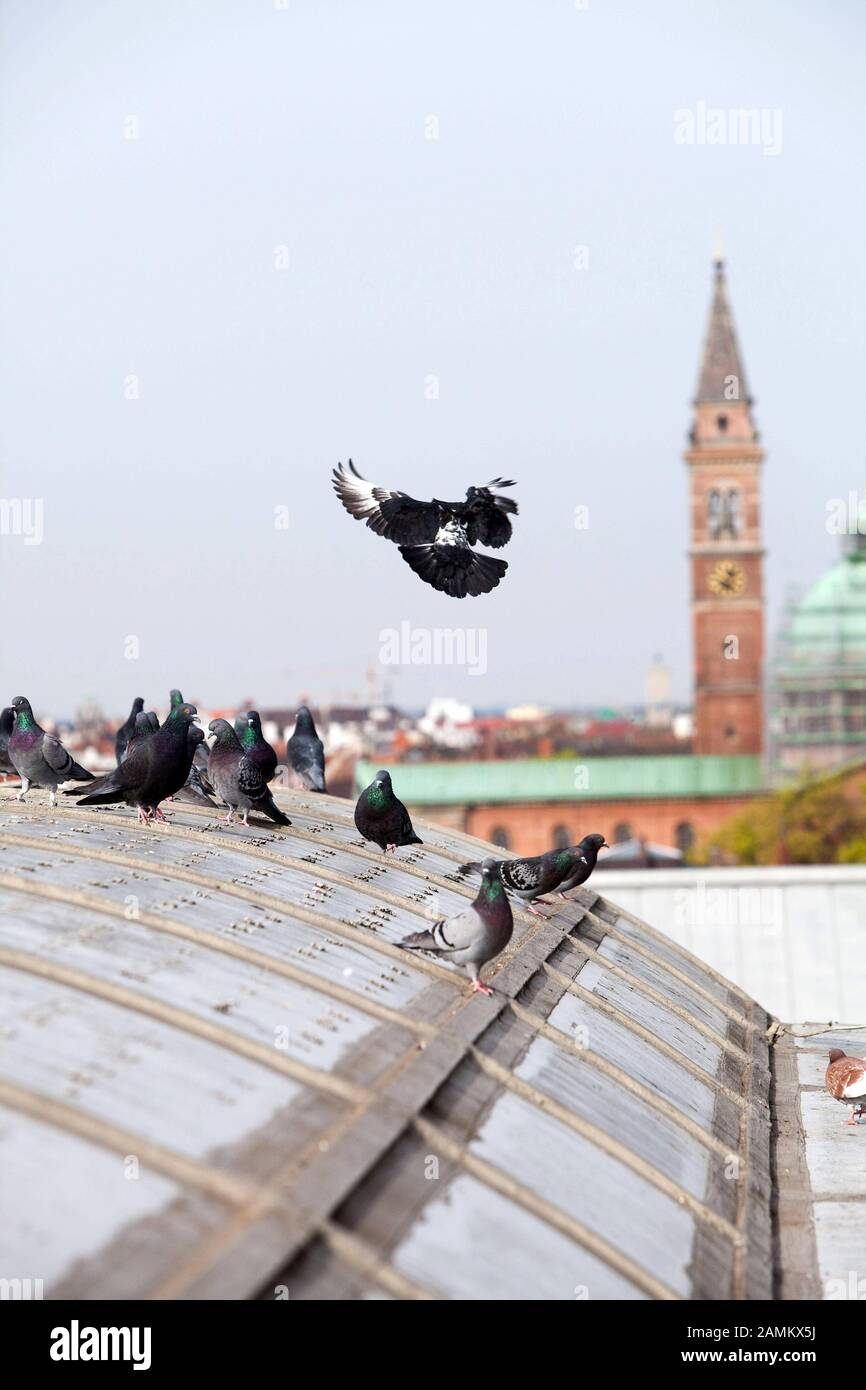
<box><xmin>412</xmin><ymin>1115</ymin><xmax>680</xmax><ymax>1301</ymax></box>
<box><xmin>0</xmin><ymin>942</ymin><xmax>371</xmax><ymax>1103</ymax></box>
<box><xmin>593</xmin><ymin>897</ymin><xmax>754</xmax><ymax>1006</ymax></box>
<box><xmin>535</xmin><ymin>973</ymin><xmax>748</xmax><ymax>1110</ymax></box>
<box><xmin>555</xmin><ymin>938</ymin><xmax>753</xmax><ymax>1063</ymax></box>
<box><xmin>581</xmin><ymin>907</ymin><xmax>754</xmax><ymax>1028</ymax></box>
<box><xmin>469</xmin><ymin>1048</ymin><xmax>742</xmax><ymax>1244</ymax></box>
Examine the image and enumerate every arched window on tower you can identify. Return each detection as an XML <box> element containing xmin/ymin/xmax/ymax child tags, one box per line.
<box><xmin>723</xmin><ymin>489</ymin><xmax>741</xmax><ymax>538</ymax></box>
<box><xmin>716</xmin><ymin>414</ymin><xmax>728</xmax><ymax>432</ymax></box>
<box><xmin>552</xmin><ymin>825</ymin><xmax>571</xmax><ymax>849</ymax></box>
<box><xmin>491</xmin><ymin>826</ymin><xmax>510</xmax><ymax>849</ymax></box>
<box><xmin>707</xmin><ymin>489</ymin><xmax>722</xmax><ymax>539</ymax></box>
<box><xmin>676</xmin><ymin>822</ymin><xmax>695</xmax><ymax>856</ymax></box>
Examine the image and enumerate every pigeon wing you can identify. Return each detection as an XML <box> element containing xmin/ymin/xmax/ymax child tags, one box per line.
<box><xmin>333</xmin><ymin>461</ymin><xmax>440</xmax><ymax>545</ymax></box>
<box><xmin>461</xmin><ymin>483</ymin><xmax>518</xmax><ymax>548</ymax></box>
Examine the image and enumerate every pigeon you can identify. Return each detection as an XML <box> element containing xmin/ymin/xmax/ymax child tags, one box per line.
<box><xmin>169</xmin><ymin>688</ymin><xmax>185</xmax><ymax>711</ymax></box>
<box><xmin>8</xmin><ymin>696</ymin><xmax>95</xmax><ymax>805</ymax></box>
<box><xmin>237</xmin><ymin>710</ymin><xmax>278</xmax><ymax>782</ymax></box>
<box><xmin>398</xmin><ymin>859</ymin><xmax>513</xmax><ymax>994</ymax></box>
<box><xmin>125</xmin><ymin>710</ymin><xmax>159</xmax><ymax>758</ymax></box>
<box><xmin>207</xmin><ymin>719</ymin><xmax>290</xmax><ymax>827</ymax></box>
<box><xmin>233</xmin><ymin>713</ymin><xmax>248</xmax><ymax>739</ymax></box>
<box><xmin>176</xmin><ymin>726</ymin><xmax>219</xmax><ymax>808</ymax></box>
<box><xmin>73</xmin><ymin>702</ymin><xmax>199</xmax><ymax>823</ymax></box>
<box><xmin>115</xmin><ymin>697</ymin><xmax>145</xmax><ymax>764</ymax></box>
<box><xmin>556</xmin><ymin>833</ymin><xmax>609</xmax><ymax>896</ymax></box>
<box><xmin>332</xmin><ymin>460</ymin><xmax>518</xmax><ymax>598</ymax></box>
<box><xmin>826</xmin><ymin>1049</ymin><xmax>866</xmax><ymax>1127</ymax></box>
<box><xmin>458</xmin><ymin>844</ymin><xmax>588</xmax><ymax>916</ymax></box>
<box><xmin>354</xmin><ymin>769</ymin><xmax>422</xmax><ymax>852</ymax></box>
<box><xmin>286</xmin><ymin>705</ymin><xmax>327</xmax><ymax>792</ymax></box>
<box><xmin>0</xmin><ymin>707</ymin><xmax>16</xmax><ymax>777</ymax></box>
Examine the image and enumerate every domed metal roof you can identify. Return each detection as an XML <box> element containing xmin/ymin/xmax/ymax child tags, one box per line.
<box><xmin>0</xmin><ymin>786</ymin><xmax>774</xmax><ymax>1300</ymax></box>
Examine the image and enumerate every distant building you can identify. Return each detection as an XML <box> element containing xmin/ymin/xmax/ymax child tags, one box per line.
<box><xmin>771</xmin><ymin>530</ymin><xmax>866</xmax><ymax>778</ymax></box>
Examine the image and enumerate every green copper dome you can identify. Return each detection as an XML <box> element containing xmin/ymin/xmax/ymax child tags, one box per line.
<box><xmin>783</xmin><ymin>551</ymin><xmax>866</xmax><ymax>667</ymax></box>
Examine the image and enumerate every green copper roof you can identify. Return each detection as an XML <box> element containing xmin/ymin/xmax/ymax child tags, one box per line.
<box><xmin>781</xmin><ymin>552</ymin><xmax>866</xmax><ymax>669</ymax></box>
<box><xmin>355</xmin><ymin>755</ymin><xmax>765</xmax><ymax>806</ymax></box>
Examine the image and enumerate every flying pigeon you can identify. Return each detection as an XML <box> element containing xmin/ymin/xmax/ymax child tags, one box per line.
<box><xmin>237</xmin><ymin>710</ymin><xmax>278</xmax><ymax>782</ymax></box>
<box><xmin>8</xmin><ymin>696</ymin><xmax>95</xmax><ymax>805</ymax></box>
<box><xmin>556</xmin><ymin>833</ymin><xmax>609</xmax><ymax>896</ymax></box>
<box><xmin>458</xmin><ymin>844</ymin><xmax>589</xmax><ymax>915</ymax></box>
<box><xmin>73</xmin><ymin>702</ymin><xmax>199</xmax><ymax>823</ymax></box>
<box><xmin>332</xmin><ymin>460</ymin><xmax>518</xmax><ymax>598</ymax></box>
<box><xmin>354</xmin><ymin>769</ymin><xmax>422</xmax><ymax>852</ymax></box>
<box><xmin>115</xmin><ymin>697</ymin><xmax>145</xmax><ymax>764</ymax></box>
<box><xmin>398</xmin><ymin>859</ymin><xmax>513</xmax><ymax>994</ymax></box>
<box><xmin>0</xmin><ymin>707</ymin><xmax>16</xmax><ymax>777</ymax></box>
<box><xmin>207</xmin><ymin>719</ymin><xmax>290</xmax><ymax>827</ymax></box>
<box><xmin>826</xmin><ymin>1049</ymin><xmax>866</xmax><ymax>1127</ymax></box>
<box><xmin>286</xmin><ymin>705</ymin><xmax>327</xmax><ymax>792</ymax></box>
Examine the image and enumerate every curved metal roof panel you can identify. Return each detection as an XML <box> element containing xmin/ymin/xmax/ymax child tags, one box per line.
<box><xmin>0</xmin><ymin>787</ymin><xmax>773</xmax><ymax>1300</ymax></box>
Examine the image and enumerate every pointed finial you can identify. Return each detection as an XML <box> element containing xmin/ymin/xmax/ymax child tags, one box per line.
<box><xmin>712</xmin><ymin>226</ymin><xmax>724</xmax><ymax>270</ymax></box>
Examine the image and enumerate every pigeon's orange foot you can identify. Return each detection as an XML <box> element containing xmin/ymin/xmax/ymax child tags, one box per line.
<box><xmin>386</xmin><ymin>843</ymin><xmax>397</xmax><ymax>853</ymax></box>
<box><xmin>527</xmin><ymin>904</ymin><xmax>545</xmax><ymax>917</ymax></box>
<box><xmin>471</xmin><ymin>980</ymin><xmax>493</xmax><ymax>996</ymax></box>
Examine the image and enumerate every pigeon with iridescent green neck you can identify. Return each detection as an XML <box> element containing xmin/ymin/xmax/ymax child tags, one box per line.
<box><xmin>556</xmin><ymin>834</ymin><xmax>609</xmax><ymax>896</ymax></box>
<box><xmin>238</xmin><ymin>710</ymin><xmax>278</xmax><ymax>782</ymax></box>
<box><xmin>398</xmin><ymin>859</ymin><xmax>513</xmax><ymax>994</ymax></box>
<box><xmin>207</xmin><ymin>719</ymin><xmax>290</xmax><ymax>826</ymax></box>
<box><xmin>458</xmin><ymin>843</ymin><xmax>591</xmax><ymax>915</ymax></box>
<box><xmin>354</xmin><ymin>769</ymin><xmax>422</xmax><ymax>852</ymax></box>
<box><xmin>8</xmin><ymin>696</ymin><xmax>94</xmax><ymax>805</ymax></box>
<box><xmin>73</xmin><ymin>702</ymin><xmax>199</xmax><ymax>823</ymax></box>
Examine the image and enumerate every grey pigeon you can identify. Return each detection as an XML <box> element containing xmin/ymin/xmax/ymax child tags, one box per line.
<box><xmin>398</xmin><ymin>859</ymin><xmax>513</xmax><ymax>994</ymax></box>
<box><xmin>556</xmin><ymin>833</ymin><xmax>609</xmax><ymax>896</ymax></box>
<box><xmin>207</xmin><ymin>719</ymin><xmax>290</xmax><ymax>827</ymax></box>
<box><xmin>237</xmin><ymin>710</ymin><xmax>278</xmax><ymax>782</ymax></box>
<box><xmin>115</xmin><ymin>697</ymin><xmax>144</xmax><ymax>765</ymax></box>
<box><xmin>176</xmin><ymin>725</ymin><xmax>218</xmax><ymax>808</ymax></box>
<box><xmin>234</xmin><ymin>712</ymin><xmax>248</xmax><ymax>739</ymax></box>
<box><xmin>333</xmin><ymin>460</ymin><xmax>518</xmax><ymax>598</ymax></box>
<box><xmin>8</xmin><ymin>696</ymin><xmax>94</xmax><ymax>805</ymax></box>
<box><xmin>73</xmin><ymin>702</ymin><xmax>199</xmax><ymax>823</ymax></box>
<box><xmin>0</xmin><ymin>707</ymin><xmax>16</xmax><ymax>777</ymax></box>
<box><xmin>458</xmin><ymin>843</ymin><xmax>589</xmax><ymax>916</ymax></box>
<box><xmin>354</xmin><ymin>769</ymin><xmax>422</xmax><ymax>853</ymax></box>
<box><xmin>286</xmin><ymin>705</ymin><xmax>326</xmax><ymax>792</ymax></box>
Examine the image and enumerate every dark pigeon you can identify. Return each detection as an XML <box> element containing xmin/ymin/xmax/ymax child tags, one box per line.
<box><xmin>73</xmin><ymin>702</ymin><xmax>199</xmax><ymax>823</ymax></box>
<box><xmin>115</xmin><ymin>697</ymin><xmax>145</xmax><ymax>764</ymax></box>
<box><xmin>354</xmin><ymin>769</ymin><xmax>422</xmax><ymax>853</ymax></box>
<box><xmin>398</xmin><ymin>859</ymin><xmax>513</xmax><ymax>994</ymax></box>
<box><xmin>8</xmin><ymin>696</ymin><xmax>94</xmax><ymax>805</ymax></box>
<box><xmin>169</xmin><ymin>688</ymin><xmax>185</xmax><ymax>711</ymax></box>
<box><xmin>233</xmin><ymin>712</ymin><xmax>248</xmax><ymax>739</ymax></box>
<box><xmin>556</xmin><ymin>833</ymin><xmax>609</xmax><ymax>896</ymax></box>
<box><xmin>237</xmin><ymin>710</ymin><xmax>278</xmax><ymax>782</ymax></box>
<box><xmin>286</xmin><ymin>706</ymin><xmax>326</xmax><ymax>792</ymax></box>
<box><xmin>207</xmin><ymin>719</ymin><xmax>290</xmax><ymax>827</ymax></box>
<box><xmin>0</xmin><ymin>707</ymin><xmax>16</xmax><ymax>777</ymax></box>
<box><xmin>458</xmin><ymin>843</ymin><xmax>589</xmax><ymax>916</ymax></box>
<box><xmin>333</xmin><ymin>460</ymin><xmax>517</xmax><ymax>598</ymax></box>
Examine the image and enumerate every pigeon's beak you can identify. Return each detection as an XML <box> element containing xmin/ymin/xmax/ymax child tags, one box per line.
<box><xmin>601</xmin><ymin>841</ymin><xmax>609</xmax><ymax>850</ymax></box>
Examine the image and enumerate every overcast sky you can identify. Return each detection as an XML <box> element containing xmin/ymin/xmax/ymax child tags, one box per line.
<box><xmin>1</xmin><ymin>0</ymin><xmax>864</xmax><ymax>719</ymax></box>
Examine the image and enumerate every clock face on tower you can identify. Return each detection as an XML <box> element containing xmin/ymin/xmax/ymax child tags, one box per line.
<box><xmin>707</xmin><ymin>559</ymin><xmax>746</xmax><ymax>597</ymax></box>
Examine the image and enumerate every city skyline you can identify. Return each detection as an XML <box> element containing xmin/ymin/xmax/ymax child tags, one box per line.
<box><xmin>1</xmin><ymin>0</ymin><xmax>864</xmax><ymax>715</ymax></box>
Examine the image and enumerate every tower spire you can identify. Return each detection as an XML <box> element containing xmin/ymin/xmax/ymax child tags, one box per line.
<box><xmin>695</xmin><ymin>255</ymin><xmax>750</xmax><ymax>406</ymax></box>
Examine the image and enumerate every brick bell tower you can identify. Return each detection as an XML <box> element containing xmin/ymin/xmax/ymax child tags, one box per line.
<box><xmin>686</xmin><ymin>253</ymin><xmax>765</xmax><ymax>756</ymax></box>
